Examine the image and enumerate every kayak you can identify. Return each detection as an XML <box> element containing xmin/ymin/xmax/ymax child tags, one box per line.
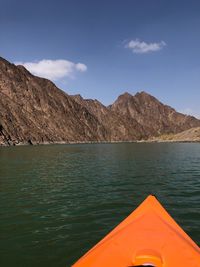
<box><xmin>72</xmin><ymin>195</ymin><xmax>200</xmax><ymax>267</ymax></box>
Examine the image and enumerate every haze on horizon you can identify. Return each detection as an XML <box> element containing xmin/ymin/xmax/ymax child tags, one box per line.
<box><xmin>1</xmin><ymin>0</ymin><xmax>200</xmax><ymax>118</ymax></box>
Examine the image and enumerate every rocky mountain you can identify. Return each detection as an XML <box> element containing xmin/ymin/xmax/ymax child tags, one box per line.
<box><xmin>110</xmin><ymin>91</ymin><xmax>200</xmax><ymax>136</ymax></box>
<box><xmin>0</xmin><ymin>56</ymin><xmax>200</xmax><ymax>145</ymax></box>
<box><xmin>0</xmin><ymin>57</ymin><xmax>108</xmax><ymax>145</ymax></box>
<box><xmin>71</xmin><ymin>94</ymin><xmax>146</xmax><ymax>141</ymax></box>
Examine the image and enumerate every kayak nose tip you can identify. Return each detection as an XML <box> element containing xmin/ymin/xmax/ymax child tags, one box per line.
<box><xmin>129</xmin><ymin>265</ymin><xmax>156</xmax><ymax>267</ymax></box>
<box><xmin>132</xmin><ymin>249</ymin><xmax>163</xmax><ymax>267</ymax></box>
<box><xmin>132</xmin><ymin>265</ymin><xmax>156</xmax><ymax>267</ymax></box>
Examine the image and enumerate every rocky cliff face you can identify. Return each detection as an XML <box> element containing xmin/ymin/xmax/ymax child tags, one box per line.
<box><xmin>0</xmin><ymin>57</ymin><xmax>107</xmax><ymax>145</ymax></box>
<box><xmin>110</xmin><ymin>91</ymin><xmax>200</xmax><ymax>137</ymax></box>
<box><xmin>0</xmin><ymin>56</ymin><xmax>200</xmax><ymax>145</ymax></box>
<box><xmin>71</xmin><ymin>95</ymin><xmax>146</xmax><ymax>141</ymax></box>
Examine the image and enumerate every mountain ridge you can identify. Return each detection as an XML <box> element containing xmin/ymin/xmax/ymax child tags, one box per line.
<box><xmin>0</xmin><ymin>56</ymin><xmax>200</xmax><ymax>145</ymax></box>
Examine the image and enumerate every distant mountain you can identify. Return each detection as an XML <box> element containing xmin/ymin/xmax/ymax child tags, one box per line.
<box><xmin>0</xmin><ymin>56</ymin><xmax>200</xmax><ymax>145</ymax></box>
<box><xmin>110</xmin><ymin>91</ymin><xmax>200</xmax><ymax>136</ymax></box>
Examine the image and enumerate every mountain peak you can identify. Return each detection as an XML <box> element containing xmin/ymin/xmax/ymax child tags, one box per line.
<box><xmin>121</xmin><ymin>92</ymin><xmax>133</xmax><ymax>97</ymax></box>
<box><xmin>135</xmin><ymin>91</ymin><xmax>153</xmax><ymax>98</ymax></box>
<box><xmin>116</xmin><ymin>91</ymin><xmax>155</xmax><ymax>103</ymax></box>
<box><xmin>115</xmin><ymin>92</ymin><xmax>133</xmax><ymax>102</ymax></box>
<box><xmin>1</xmin><ymin>55</ymin><xmax>200</xmax><ymax>145</ymax></box>
<box><xmin>134</xmin><ymin>91</ymin><xmax>161</xmax><ymax>105</ymax></box>
<box><xmin>119</xmin><ymin>92</ymin><xmax>133</xmax><ymax>98</ymax></box>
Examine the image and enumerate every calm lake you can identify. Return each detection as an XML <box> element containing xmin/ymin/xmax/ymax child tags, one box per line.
<box><xmin>0</xmin><ymin>143</ymin><xmax>200</xmax><ymax>267</ymax></box>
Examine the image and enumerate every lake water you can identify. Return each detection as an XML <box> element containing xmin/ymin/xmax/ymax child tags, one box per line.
<box><xmin>0</xmin><ymin>143</ymin><xmax>200</xmax><ymax>267</ymax></box>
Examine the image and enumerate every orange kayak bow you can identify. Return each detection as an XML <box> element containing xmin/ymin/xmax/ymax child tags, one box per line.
<box><xmin>72</xmin><ymin>195</ymin><xmax>200</xmax><ymax>267</ymax></box>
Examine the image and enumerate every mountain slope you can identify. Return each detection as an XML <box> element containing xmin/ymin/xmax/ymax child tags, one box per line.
<box><xmin>71</xmin><ymin>94</ymin><xmax>147</xmax><ymax>141</ymax></box>
<box><xmin>152</xmin><ymin>127</ymin><xmax>200</xmax><ymax>142</ymax></box>
<box><xmin>110</xmin><ymin>91</ymin><xmax>200</xmax><ymax>137</ymax></box>
<box><xmin>0</xmin><ymin>57</ymin><xmax>107</xmax><ymax>145</ymax></box>
<box><xmin>0</xmin><ymin>56</ymin><xmax>200</xmax><ymax>145</ymax></box>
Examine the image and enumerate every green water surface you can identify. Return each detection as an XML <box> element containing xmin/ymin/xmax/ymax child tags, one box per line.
<box><xmin>0</xmin><ymin>143</ymin><xmax>200</xmax><ymax>266</ymax></box>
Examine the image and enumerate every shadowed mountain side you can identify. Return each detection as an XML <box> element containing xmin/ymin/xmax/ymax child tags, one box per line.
<box><xmin>71</xmin><ymin>95</ymin><xmax>147</xmax><ymax>141</ymax></box>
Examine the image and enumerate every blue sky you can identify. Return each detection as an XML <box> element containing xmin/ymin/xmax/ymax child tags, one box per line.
<box><xmin>1</xmin><ymin>0</ymin><xmax>200</xmax><ymax>117</ymax></box>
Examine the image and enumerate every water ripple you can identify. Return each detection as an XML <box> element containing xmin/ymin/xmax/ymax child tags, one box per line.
<box><xmin>0</xmin><ymin>143</ymin><xmax>200</xmax><ymax>267</ymax></box>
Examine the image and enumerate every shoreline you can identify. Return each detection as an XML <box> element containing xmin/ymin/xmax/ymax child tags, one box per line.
<box><xmin>1</xmin><ymin>139</ymin><xmax>200</xmax><ymax>147</ymax></box>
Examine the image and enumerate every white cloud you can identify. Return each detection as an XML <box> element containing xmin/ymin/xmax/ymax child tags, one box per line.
<box><xmin>126</xmin><ymin>39</ymin><xmax>166</xmax><ymax>54</ymax></box>
<box><xmin>76</xmin><ymin>63</ymin><xmax>87</xmax><ymax>72</ymax></box>
<box><xmin>14</xmin><ymin>59</ymin><xmax>87</xmax><ymax>81</ymax></box>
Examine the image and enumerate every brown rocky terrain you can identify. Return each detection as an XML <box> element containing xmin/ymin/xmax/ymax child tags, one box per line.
<box><xmin>150</xmin><ymin>127</ymin><xmax>200</xmax><ymax>142</ymax></box>
<box><xmin>0</xmin><ymin>56</ymin><xmax>200</xmax><ymax>145</ymax></box>
<box><xmin>110</xmin><ymin>92</ymin><xmax>200</xmax><ymax>137</ymax></box>
<box><xmin>0</xmin><ymin>57</ymin><xmax>108</xmax><ymax>145</ymax></box>
<box><xmin>71</xmin><ymin>94</ymin><xmax>146</xmax><ymax>141</ymax></box>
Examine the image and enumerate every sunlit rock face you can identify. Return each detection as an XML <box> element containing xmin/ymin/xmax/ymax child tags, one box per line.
<box><xmin>110</xmin><ymin>91</ymin><xmax>200</xmax><ymax>137</ymax></box>
<box><xmin>0</xmin><ymin>56</ymin><xmax>200</xmax><ymax>145</ymax></box>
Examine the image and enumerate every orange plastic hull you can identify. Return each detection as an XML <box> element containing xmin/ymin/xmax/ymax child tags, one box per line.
<box><xmin>72</xmin><ymin>195</ymin><xmax>200</xmax><ymax>267</ymax></box>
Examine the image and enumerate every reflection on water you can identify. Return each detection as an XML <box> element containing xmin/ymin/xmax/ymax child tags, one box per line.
<box><xmin>0</xmin><ymin>143</ymin><xmax>200</xmax><ymax>266</ymax></box>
